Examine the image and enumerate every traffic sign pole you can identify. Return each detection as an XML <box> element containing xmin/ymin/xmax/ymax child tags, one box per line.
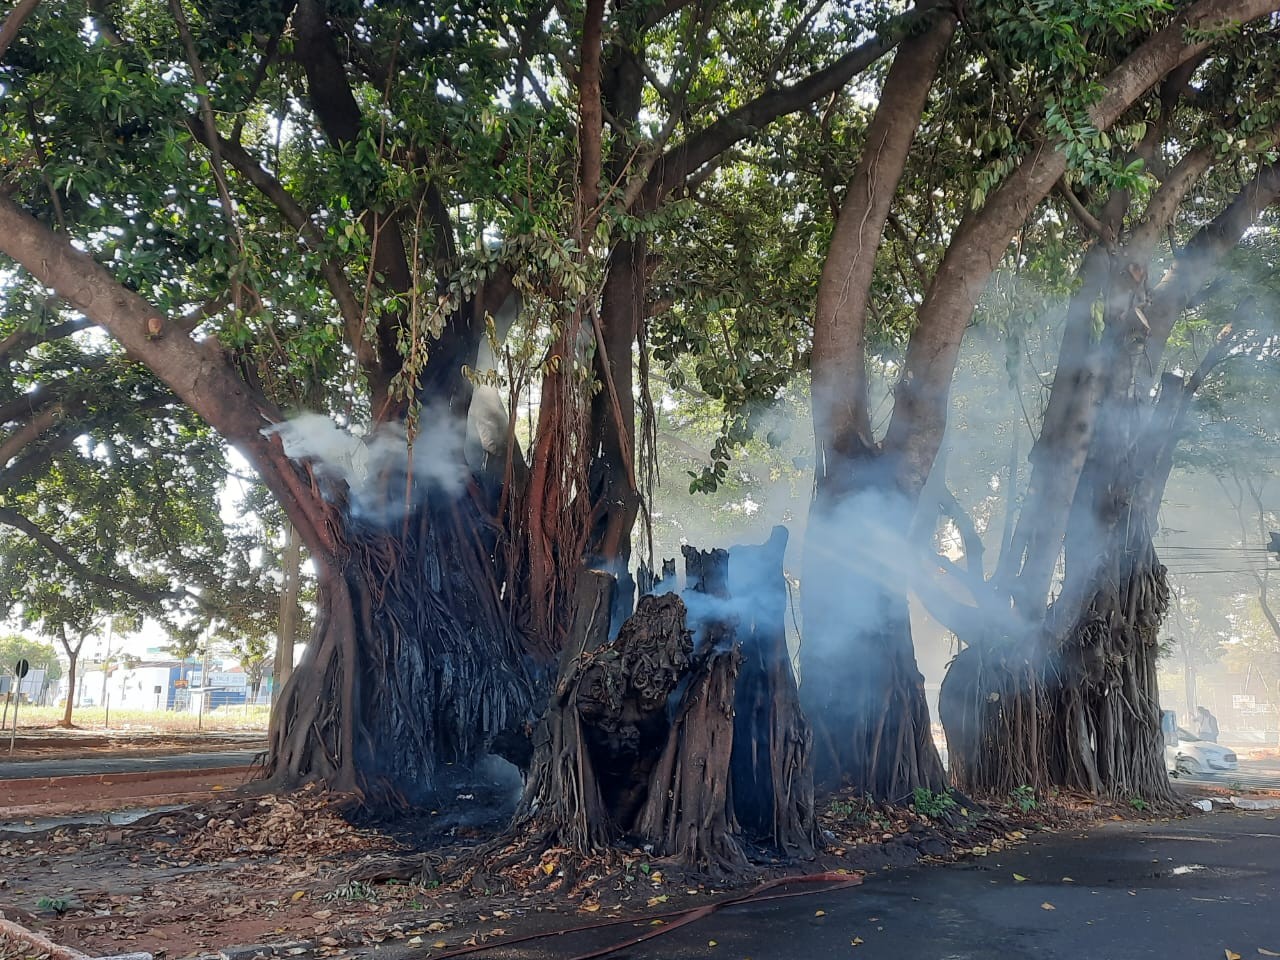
<box><xmin>8</xmin><ymin>659</ymin><xmax>27</xmax><ymax>755</ymax></box>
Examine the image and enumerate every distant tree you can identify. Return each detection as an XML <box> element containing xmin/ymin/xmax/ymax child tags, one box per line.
<box><xmin>0</xmin><ymin>633</ymin><xmax>62</xmax><ymax>682</ymax></box>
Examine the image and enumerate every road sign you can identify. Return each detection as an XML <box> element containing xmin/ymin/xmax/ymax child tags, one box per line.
<box><xmin>14</xmin><ymin>659</ymin><xmax>29</xmax><ymax>679</ymax></box>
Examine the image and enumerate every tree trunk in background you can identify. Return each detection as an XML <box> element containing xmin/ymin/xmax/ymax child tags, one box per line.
<box><xmin>59</xmin><ymin>645</ymin><xmax>79</xmax><ymax>728</ymax></box>
<box><xmin>809</xmin><ymin>8</ymin><xmax>957</xmax><ymax>467</ymax></box>
<box><xmin>274</xmin><ymin>520</ymin><xmax>301</xmax><ymax>702</ymax></box>
<box><xmin>803</xmin><ymin>7</ymin><xmax>955</xmax><ymax>801</ymax></box>
<box><xmin>803</xmin><ymin>467</ymin><xmax>946</xmax><ymax>796</ymax></box>
<box><xmin>944</xmin><ymin>371</ymin><xmax>1194</xmax><ymax>802</ymax></box>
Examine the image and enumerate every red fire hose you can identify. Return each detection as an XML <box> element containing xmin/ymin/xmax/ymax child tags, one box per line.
<box><xmin>427</xmin><ymin>871</ymin><xmax>864</xmax><ymax>960</ymax></box>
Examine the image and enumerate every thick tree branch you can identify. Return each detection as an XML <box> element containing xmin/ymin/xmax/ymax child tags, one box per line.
<box><xmin>0</xmin><ymin>400</ymin><xmax>63</xmax><ymax>466</ymax></box>
<box><xmin>640</xmin><ymin>3</ymin><xmax>935</xmax><ymax>208</ymax></box>
<box><xmin>1128</xmin><ymin>142</ymin><xmax>1215</xmax><ymax>253</ymax></box>
<box><xmin>1140</xmin><ymin>160</ymin><xmax>1280</xmax><ymax>383</ymax></box>
<box><xmin>0</xmin><ymin>193</ymin><xmax>338</xmax><ymax>561</ymax></box>
<box><xmin>0</xmin><ymin>506</ymin><xmax>179</xmax><ymax>606</ymax></box>
<box><xmin>294</xmin><ymin>0</ymin><xmax>416</xmax><ymax>413</ymax></box>
<box><xmin>186</xmin><ymin>122</ymin><xmax>378</xmax><ymax>379</ymax></box>
<box><xmin>0</xmin><ymin>0</ymin><xmax>40</xmax><ymax>61</ymax></box>
<box><xmin>637</xmin><ymin>0</ymin><xmax>696</xmax><ymax>32</ymax></box>
<box><xmin>0</xmin><ymin>318</ymin><xmax>90</xmax><ymax>365</ymax></box>
<box><xmin>882</xmin><ymin>0</ymin><xmax>1280</xmax><ymax>497</ymax></box>
<box><xmin>811</xmin><ymin>6</ymin><xmax>957</xmax><ymax>489</ymax></box>
<box><xmin>0</xmin><ymin>425</ymin><xmax>78</xmax><ymax>493</ymax></box>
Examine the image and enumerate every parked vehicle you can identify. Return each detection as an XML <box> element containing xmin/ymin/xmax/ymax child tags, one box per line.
<box><xmin>1166</xmin><ymin>726</ymin><xmax>1238</xmax><ymax>777</ymax></box>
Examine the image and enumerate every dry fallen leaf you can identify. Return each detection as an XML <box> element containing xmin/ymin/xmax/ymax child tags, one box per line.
<box><xmin>1040</xmin><ymin>902</ymin><xmax>1055</xmax><ymax>911</ymax></box>
<box><xmin>1225</xmin><ymin>951</ymin><xmax>1241</xmax><ymax>960</ymax></box>
<box><xmin>815</xmin><ymin>910</ymin><xmax>826</xmax><ymax>917</ymax></box>
<box><xmin>581</xmin><ymin>903</ymin><xmax>601</xmax><ymax>913</ymax></box>
<box><xmin>312</xmin><ymin>910</ymin><xmax>333</xmax><ymax>920</ymax></box>
<box><xmin>425</xmin><ymin>921</ymin><xmax>447</xmax><ymax>933</ymax></box>
<box><xmin>852</xmin><ymin>937</ymin><xmax>864</xmax><ymax>945</ymax></box>
<box><xmin>291</xmin><ymin>891</ymin><xmax>306</xmax><ymax>901</ymax></box>
<box><xmin>542</xmin><ymin>862</ymin><xmax>556</xmax><ymax>876</ymax></box>
<box><xmin>432</xmin><ymin>943</ymin><xmax>446</xmax><ymax>949</ymax></box>
<box><xmin>1013</xmin><ymin>874</ymin><xmax>1028</xmax><ymax>882</ymax></box>
<box><xmin>1061</xmin><ymin>877</ymin><xmax>1074</xmax><ymax>883</ymax></box>
<box><xmin>708</xmin><ymin>940</ymin><xmax>717</xmax><ymax>947</ymax></box>
<box><xmin>1257</xmin><ymin>950</ymin><xmax>1280</xmax><ymax>957</ymax></box>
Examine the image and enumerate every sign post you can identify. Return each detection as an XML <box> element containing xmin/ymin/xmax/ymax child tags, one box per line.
<box><xmin>8</xmin><ymin>658</ymin><xmax>30</xmax><ymax>755</ymax></box>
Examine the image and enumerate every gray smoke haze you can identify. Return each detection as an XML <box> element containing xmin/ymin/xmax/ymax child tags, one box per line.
<box><xmin>261</xmin><ymin>402</ymin><xmax>468</xmax><ymax>525</ymax></box>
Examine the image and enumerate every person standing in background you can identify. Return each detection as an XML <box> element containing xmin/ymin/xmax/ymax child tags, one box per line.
<box><xmin>1195</xmin><ymin>705</ymin><xmax>1219</xmax><ymax>742</ymax></box>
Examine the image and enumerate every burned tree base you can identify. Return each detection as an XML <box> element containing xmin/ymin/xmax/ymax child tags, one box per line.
<box><xmin>262</xmin><ymin>505</ymin><xmax>535</xmax><ymax>810</ymax></box>
<box><xmin>637</xmin><ymin>646</ymin><xmax>748</xmax><ymax>878</ymax></box>
<box><xmin>513</xmin><ymin>572</ymin><xmax>691</xmax><ymax>852</ymax></box>
<box><xmin>479</xmin><ymin>535</ymin><xmax>820</xmax><ymax>882</ymax></box>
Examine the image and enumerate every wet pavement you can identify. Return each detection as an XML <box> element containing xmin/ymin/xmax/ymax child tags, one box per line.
<box><xmin>459</xmin><ymin>811</ymin><xmax>1280</xmax><ymax>960</ymax></box>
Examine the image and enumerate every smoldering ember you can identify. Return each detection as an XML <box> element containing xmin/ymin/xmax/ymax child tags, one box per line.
<box><xmin>2</xmin><ymin>0</ymin><xmax>1280</xmax><ymax>958</ymax></box>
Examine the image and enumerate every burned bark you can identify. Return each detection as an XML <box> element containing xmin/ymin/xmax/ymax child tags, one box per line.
<box><xmin>636</xmin><ymin>644</ymin><xmax>747</xmax><ymax>877</ymax></box>
<box><xmin>507</xmin><ymin>537</ymin><xmax>817</xmax><ymax>873</ymax></box>
<box><xmin>264</xmin><ymin>497</ymin><xmax>535</xmax><ymax>806</ymax></box>
<box><xmin>513</xmin><ymin>569</ymin><xmax>622</xmax><ymax>851</ymax></box>
<box><xmin>729</xmin><ymin>526</ymin><xmax>819</xmax><ymax>857</ymax></box>
<box><xmin>636</xmin><ymin>547</ymin><xmax>746</xmax><ymax>876</ymax></box>
<box><xmin>803</xmin><ymin>475</ymin><xmax>947</xmax><ymax>798</ymax></box>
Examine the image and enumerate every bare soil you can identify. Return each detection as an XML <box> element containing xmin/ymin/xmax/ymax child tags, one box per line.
<box><xmin>1</xmin><ymin>768</ymin><xmax>257</xmax><ymax>821</ymax></box>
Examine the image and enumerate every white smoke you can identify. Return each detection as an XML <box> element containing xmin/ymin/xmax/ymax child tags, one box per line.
<box><xmin>262</xmin><ymin>402</ymin><xmax>468</xmax><ymax>525</ymax></box>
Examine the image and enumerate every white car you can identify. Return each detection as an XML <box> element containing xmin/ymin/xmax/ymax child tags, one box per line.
<box><xmin>1166</xmin><ymin>727</ymin><xmax>1238</xmax><ymax>777</ymax></box>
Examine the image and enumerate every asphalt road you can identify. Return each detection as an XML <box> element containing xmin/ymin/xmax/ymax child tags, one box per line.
<box><xmin>458</xmin><ymin>811</ymin><xmax>1280</xmax><ymax>960</ymax></box>
<box><xmin>0</xmin><ymin>749</ymin><xmax>262</xmax><ymax>780</ymax></box>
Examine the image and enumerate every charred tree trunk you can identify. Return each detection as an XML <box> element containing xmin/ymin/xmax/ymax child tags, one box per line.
<box><xmin>514</xmin><ymin>569</ymin><xmax>620</xmax><ymax>850</ymax></box>
<box><xmin>945</xmin><ymin>386</ymin><xmax>1183</xmax><ymax>803</ymax></box>
<box><xmin>264</xmin><ymin>496</ymin><xmax>535</xmax><ymax>806</ymax></box>
<box><xmin>514</xmin><ymin>574</ymin><xmax>692</xmax><ymax>849</ymax></box>
<box><xmin>637</xmin><ymin>547</ymin><xmax>747</xmax><ymax>877</ymax></box>
<box><xmin>802</xmin><ymin>478</ymin><xmax>947</xmax><ymax>799</ymax></box>
<box><xmin>636</xmin><ymin>645</ymin><xmax>747</xmax><ymax>877</ymax></box>
<box><xmin>729</xmin><ymin>526</ymin><xmax>819</xmax><ymax>856</ymax></box>
<box><xmin>511</xmin><ymin>538</ymin><xmax>816</xmax><ymax>872</ymax></box>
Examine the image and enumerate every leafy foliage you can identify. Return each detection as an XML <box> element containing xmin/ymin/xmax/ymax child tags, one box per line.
<box><xmin>0</xmin><ymin>633</ymin><xmax>61</xmax><ymax>680</ymax></box>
